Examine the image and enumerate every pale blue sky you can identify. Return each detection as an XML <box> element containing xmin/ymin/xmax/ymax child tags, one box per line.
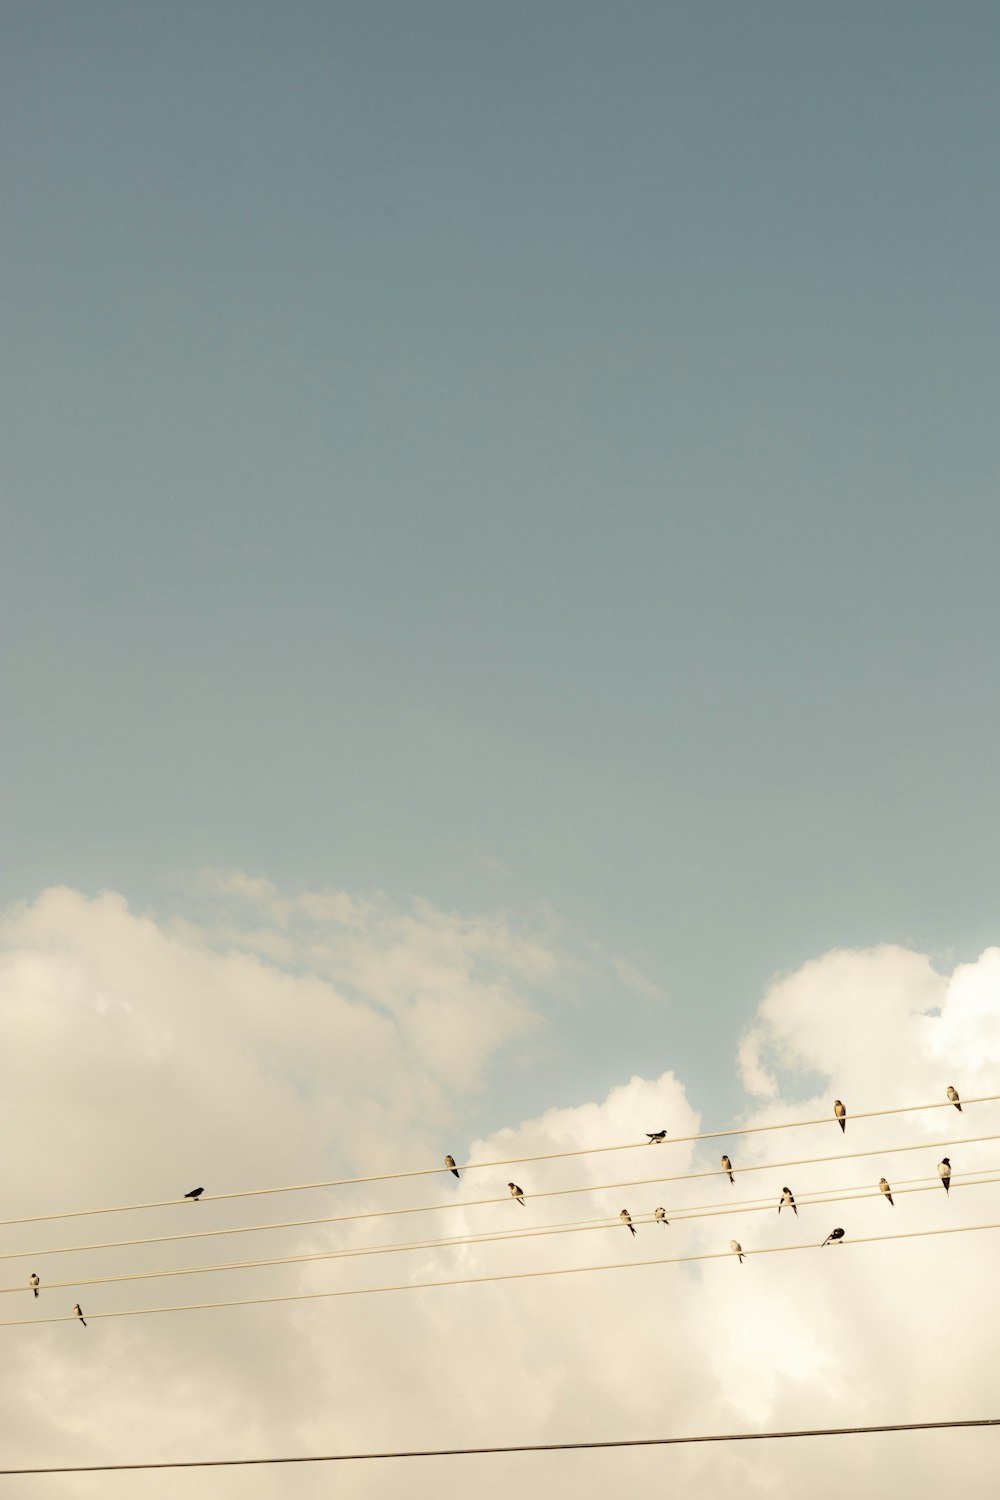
<box><xmin>3</xmin><ymin>1</ymin><xmax>999</xmax><ymax>1127</ymax></box>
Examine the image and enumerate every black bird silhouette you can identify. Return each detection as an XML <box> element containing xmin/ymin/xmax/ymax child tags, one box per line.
<box><xmin>821</xmin><ymin>1227</ymin><xmax>845</xmax><ymax>1246</ymax></box>
<box><xmin>779</xmin><ymin>1186</ymin><xmax>798</xmax><ymax>1216</ymax></box>
<box><xmin>721</xmin><ymin>1154</ymin><xmax>735</xmax><ymax>1184</ymax></box>
<box><xmin>184</xmin><ymin>1187</ymin><xmax>204</xmax><ymax>1201</ymax></box>
<box><xmin>445</xmin><ymin>1155</ymin><xmax>460</xmax><ymax>1179</ymax></box>
<box><xmin>646</xmin><ymin>1131</ymin><xmax>667</xmax><ymax>1144</ymax></box>
<box><xmin>74</xmin><ymin>1303</ymin><xmax>87</xmax><ymax>1327</ymax></box>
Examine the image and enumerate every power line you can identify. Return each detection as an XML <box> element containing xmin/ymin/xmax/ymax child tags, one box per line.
<box><xmin>2</xmin><ymin>1417</ymin><xmax>996</xmax><ymax>1475</ymax></box>
<box><xmin>6</xmin><ymin>1172</ymin><xmax>997</xmax><ymax>1300</ymax></box>
<box><xmin>3</xmin><ymin>1092</ymin><xmax>992</xmax><ymax>1231</ymax></box>
<box><xmin>3</xmin><ymin>1219</ymin><xmax>997</xmax><ymax>1329</ymax></box>
<box><xmin>9</xmin><ymin>1132</ymin><xmax>997</xmax><ymax>1265</ymax></box>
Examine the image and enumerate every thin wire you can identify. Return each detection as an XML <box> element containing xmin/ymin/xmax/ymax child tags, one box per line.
<box><xmin>3</xmin><ymin>1418</ymin><xmax>997</xmax><ymax>1475</ymax></box>
<box><xmin>3</xmin><ymin>1093</ymin><xmax>992</xmax><ymax>1230</ymax></box>
<box><xmin>7</xmin><ymin>1173</ymin><xmax>997</xmax><ymax>1299</ymax></box>
<box><xmin>4</xmin><ymin>1219</ymin><xmax>997</xmax><ymax>1328</ymax></box>
<box><xmin>9</xmin><ymin>1131</ymin><xmax>997</xmax><ymax>1264</ymax></box>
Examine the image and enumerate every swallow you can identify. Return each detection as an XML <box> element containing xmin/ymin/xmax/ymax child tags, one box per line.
<box><xmin>947</xmin><ymin>1086</ymin><xmax>962</xmax><ymax>1113</ymax></box>
<box><xmin>833</xmin><ymin>1100</ymin><xmax>847</xmax><ymax>1133</ymax></box>
<box><xmin>822</xmin><ymin>1227</ymin><xmax>845</xmax><ymax>1246</ymax></box>
<box><xmin>654</xmin><ymin>1207</ymin><xmax>669</xmax><ymax>1225</ymax></box>
<box><xmin>938</xmin><ymin>1158</ymin><xmax>951</xmax><ymax>1195</ymax></box>
<box><xmin>184</xmin><ymin>1187</ymin><xmax>204</xmax><ymax>1201</ymax></box>
<box><xmin>620</xmin><ymin>1209</ymin><xmax>636</xmax><ymax>1236</ymax></box>
<box><xmin>779</xmin><ymin>1186</ymin><xmax>797</xmax><ymax>1216</ymax></box>
<box><xmin>721</xmin><ymin>1154</ymin><xmax>735</xmax><ymax>1184</ymax></box>
<box><xmin>73</xmin><ymin>1303</ymin><xmax>87</xmax><ymax>1328</ymax></box>
<box><xmin>509</xmin><ymin>1182</ymin><xmax>525</xmax><ymax>1205</ymax></box>
<box><xmin>879</xmin><ymin>1177</ymin><xmax>894</xmax><ymax>1207</ymax></box>
<box><xmin>445</xmin><ymin>1155</ymin><xmax>460</xmax><ymax>1179</ymax></box>
<box><xmin>646</xmin><ymin>1131</ymin><xmax>667</xmax><ymax>1144</ymax></box>
<box><xmin>29</xmin><ymin>1273</ymin><xmax>40</xmax><ymax>1298</ymax></box>
<box><xmin>731</xmin><ymin>1239</ymin><xmax>744</xmax><ymax>1263</ymax></box>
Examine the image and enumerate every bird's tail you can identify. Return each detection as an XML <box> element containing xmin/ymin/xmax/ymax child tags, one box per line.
<box><xmin>793</xmin><ymin>1206</ymin><xmax>798</xmax><ymax>1215</ymax></box>
<box><xmin>956</xmin><ymin>1103</ymin><xmax>963</xmax><ymax>1112</ymax></box>
<box><xmin>839</xmin><ymin>1120</ymin><xmax>846</xmax><ymax>1133</ymax></box>
<box><xmin>887</xmin><ymin>1194</ymin><xmax>894</xmax><ymax>1206</ymax></box>
<box><xmin>450</xmin><ymin>1169</ymin><xmax>460</xmax><ymax>1179</ymax></box>
<box><xmin>628</xmin><ymin>1225</ymin><xmax>636</xmax><ymax>1236</ymax></box>
<box><xmin>727</xmin><ymin>1172</ymin><xmax>734</xmax><ymax>1184</ymax></box>
<box><xmin>33</xmin><ymin>1289</ymin><xmax>38</xmax><ymax>1298</ymax></box>
<box><xmin>79</xmin><ymin>1318</ymin><xmax>86</xmax><ymax>1327</ymax></box>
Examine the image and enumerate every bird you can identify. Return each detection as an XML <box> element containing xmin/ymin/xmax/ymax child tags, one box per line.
<box><xmin>509</xmin><ymin>1182</ymin><xmax>525</xmax><ymax>1205</ymax></box>
<box><xmin>879</xmin><ymin>1177</ymin><xmax>894</xmax><ymax>1207</ymax></box>
<box><xmin>822</xmin><ymin>1227</ymin><xmax>846</xmax><ymax>1246</ymax></box>
<box><xmin>646</xmin><ymin>1130</ymin><xmax>667</xmax><ymax>1144</ymax></box>
<box><xmin>73</xmin><ymin>1303</ymin><xmax>87</xmax><ymax>1328</ymax></box>
<box><xmin>445</xmin><ymin>1155</ymin><xmax>460</xmax><ymax>1179</ymax></box>
<box><xmin>29</xmin><ymin>1273</ymin><xmax>39</xmax><ymax>1299</ymax></box>
<box><xmin>938</xmin><ymin>1158</ymin><xmax>952</xmax><ymax>1195</ymax></box>
<box><xmin>947</xmin><ymin>1086</ymin><xmax>962</xmax><ymax>1113</ymax></box>
<box><xmin>779</xmin><ymin>1186</ymin><xmax>798</xmax><ymax>1216</ymax></box>
<box><xmin>620</xmin><ymin>1209</ymin><xmax>636</xmax><ymax>1236</ymax></box>
<box><xmin>833</xmin><ymin>1099</ymin><xmax>847</xmax><ymax>1133</ymax></box>
<box><xmin>731</xmin><ymin>1239</ymin><xmax>744</xmax><ymax>1263</ymax></box>
<box><xmin>654</xmin><ymin>1207</ymin><xmax>668</xmax><ymax>1225</ymax></box>
<box><xmin>184</xmin><ymin>1187</ymin><xmax>204</xmax><ymax>1201</ymax></box>
<box><xmin>721</xmin><ymin>1154</ymin><xmax>735</xmax><ymax>1184</ymax></box>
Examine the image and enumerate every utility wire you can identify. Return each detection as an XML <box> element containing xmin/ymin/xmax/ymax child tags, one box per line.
<box><xmin>3</xmin><ymin>1220</ymin><xmax>997</xmax><ymax>1328</ymax></box>
<box><xmin>6</xmin><ymin>1173</ymin><xmax>997</xmax><ymax>1299</ymax></box>
<box><xmin>8</xmin><ymin>1133</ymin><xmax>997</xmax><ymax>1265</ymax></box>
<box><xmin>2</xmin><ymin>1418</ymin><xmax>997</xmax><ymax>1475</ymax></box>
<box><xmin>3</xmin><ymin>1093</ymin><xmax>993</xmax><ymax>1231</ymax></box>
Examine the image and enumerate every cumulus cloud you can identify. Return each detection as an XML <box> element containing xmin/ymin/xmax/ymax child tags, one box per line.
<box><xmin>0</xmin><ymin>889</ymin><xmax>996</xmax><ymax>1498</ymax></box>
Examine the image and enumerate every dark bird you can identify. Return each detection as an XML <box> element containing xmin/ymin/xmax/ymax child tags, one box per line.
<box><xmin>184</xmin><ymin>1187</ymin><xmax>204</xmax><ymax>1201</ymax></box>
<box><xmin>721</xmin><ymin>1154</ymin><xmax>735</xmax><ymax>1184</ymax></box>
<box><xmin>947</xmin><ymin>1086</ymin><xmax>962</xmax><ymax>1113</ymax></box>
<box><xmin>509</xmin><ymin>1182</ymin><xmax>525</xmax><ymax>1205</ymax></box>
<box><xmin>445</xmin><ymin>1155</ymin><xmax>460</xmax><ymax>1179</ymax></box>
<box><xmin>822</xmin><ymin>1227</ymin><xmax>845</xmax><ymax>1246</ymax></box>
<box><xmin>779</xmin><ymin>1186</ymin><xmax>798</xmax><ymax>1216</ymax></box>
<box><xmin>654</xmin><ymin>1207</ymin><xmax>669</xmax><ymax>1225</ymax></box>
<box><xmin>879</xmin><ymin>1177</ymin><xmax>894</xmax><ymax>1207</ymax></box>
<box><xmin>29</xmin><ymin>1273</ymin><xmax>39</xmax><ymax>1299</ymax></box>
<box><xmin>938</xmin><ymin>1158</ymin><xmax>952</xmax><ymax>1195</ymax></box>
<box><xmin>833</xmin><ymin>1099</ymin><xmax>847</xmax><ymax>1134</ymax></box>
<box><xmin>730</xmin><ymin>1239</ymin><xmax>744</xmax><ymax>1263</ymax></box>
<box><xmin>73</xmin><ymin>1303</ymin><xmax>87</xmax><ymax>1328</ymax></box>
<box><xmin>620</xmin><ymin>1209</ymin><xmax>636</xmax><ymax>1236</ymax></box>
<box><xmin>646</xmin><ymin>1131</ymin><xmax>667</xmax><ymax>1144</ymax></box>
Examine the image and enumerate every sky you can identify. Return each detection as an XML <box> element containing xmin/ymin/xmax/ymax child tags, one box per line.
<box><xmin>1</xmin><ymin>2</ymin><xmax>999</xmax><ymax>1492</ymax></box>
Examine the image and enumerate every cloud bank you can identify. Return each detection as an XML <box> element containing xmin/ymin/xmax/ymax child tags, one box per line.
<box><xmin>0</xmin><ymin>881</ymin><xmax>996</xmax><ymax>1497</ymax></box>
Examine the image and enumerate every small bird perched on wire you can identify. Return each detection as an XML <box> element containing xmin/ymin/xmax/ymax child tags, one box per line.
<box><xmin>822</xmin><ymin>1227</ymin><xmax>845</xmax><ymax>1246</ymax></box>
<box><xmin>938</xmin><ymin>1158</ymin><xmax>952</xmax><ymax>1195</ymax></box>
<box><xmin>731</xmin><ymin>1240</ymin><xmax>744</xmax><ymax>1263</ymax></box>
<box><xmin>29</xmin><ymin>1273</ymin><xmax>39</xmax><ymax>1299</ymax></box>
<box><xmin>445</xmin><ymin>1155</ymin><xmax>460</xmax><ymax>1179</ymax></box>
<box><xmin>654</xmin><ymin>1207</ymin><xmax>668</xmax><ymax>1225</ymax></box>
<box><xmin>879</xmin><ymin>1177</ymin><xmax>894</xmax><ymax>1206</ymax></box>
<box><xmin>721</xmin><ymin>1154</ymin><xmax>734</xmax><ymax>1184</ymax></box>
<box><xmin>947</xmin><ymin>1086</ymin><xmax>962</xmax><ymax>1113</ymax></box>
<box><xmin>184</xmin><ymin>1187</ymin><xmax>204</xmax><ymax>1201</ymax></box>
<box><xmin>620</xmin><ymin>1209</ymin><xmax>636</xmax><ymax>1236</ymax></box>
<box><xmin>73</xmin><ymin>1303</ymin><xmax>87</xmax><ymax>1328</ymax></box>
<box><xmin>833</xmin><ymin>1100</ymin><xmax>847</xmax><ymax>1133</ymax></box>
<box><xmin>646</xmin><ymin>1130</ymin><xmax>667</xmax><ymax>1144</ymax></box>
<box><xmin>779</xmin><ymin>1186</ymin><xmax>798</xmax><ymax>1216</ymax></box>
<box><xmin>509</xmin><ymin>1182</ymin><xmax>525</xmax><ymax>1205</ymax></box>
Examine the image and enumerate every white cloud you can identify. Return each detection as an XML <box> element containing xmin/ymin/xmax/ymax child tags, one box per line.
<box><xmin>0</xmin><ymin>892</ymin><xmax>996</xmax><ymax>1497</ymax></box>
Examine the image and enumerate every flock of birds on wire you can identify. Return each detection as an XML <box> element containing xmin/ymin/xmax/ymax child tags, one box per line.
<box><xmin>26</xmin><ymin>1085</ymin><xmax>968</xmax><ymax>1330</ymax></box>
